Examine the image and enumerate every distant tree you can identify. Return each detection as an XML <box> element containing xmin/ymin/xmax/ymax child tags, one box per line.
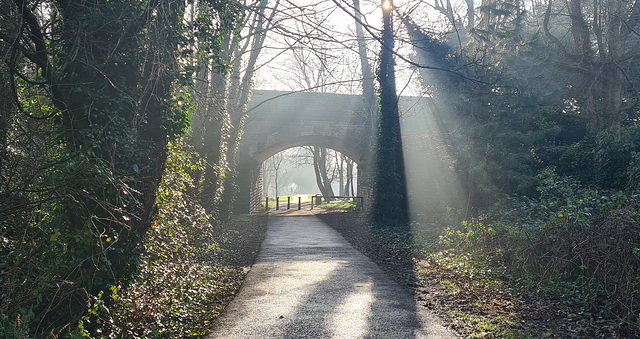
<box><xmin>262</xmin><ymin>160</ymin><xmax>274</xmax><ymax>197</ymax></box>
<box><xmin>267</xmin><ymin>150</ymin><xmax>287</xmax><ymax>196</ymax></box>
<box><xmin>334</xmin><ymin>152</ymin><xmax>356</xmax><ymax>196</ymax></box>
<box><xmin>542</xmin><ymin>0</ymin><xmax>640</xmax><ymax>133</ymax></box>
<box><xmin>346</xmin><ymin>156</ymin><xmax>355</xmax><ymax>196</ymax></box>
<box><xmin>309</xmin><ymin>146</ymin><xmax>337</xmax><ymax>198</ymax></box>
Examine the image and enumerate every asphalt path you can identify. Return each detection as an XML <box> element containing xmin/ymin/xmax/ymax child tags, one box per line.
<box><xmin>207</xmin><ymin>215</ymin><xmax>456</xmax><ymax>338</ymax></box>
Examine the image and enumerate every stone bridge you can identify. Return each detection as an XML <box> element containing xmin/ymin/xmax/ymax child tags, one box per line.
<box><xmin>234</xmin><ymin>90</ymin><xmax>374</xmax><ymax>213</ymax></box>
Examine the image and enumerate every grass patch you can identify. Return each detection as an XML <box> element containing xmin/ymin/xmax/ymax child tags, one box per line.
<box><xmin>317</xmin><ymin>200</ymin><xmax>358</xmax><ymax>211</ymax></box>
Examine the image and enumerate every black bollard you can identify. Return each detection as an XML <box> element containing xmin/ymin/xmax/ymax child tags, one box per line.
<box><xmin>276</xmin><ymin>197</ymin><xmax>279</xmax><ymax>210</ymax></box>
<box><xmin>298</xmin><ymin>197</ymin><xmax>301</xmax><ymax>210</ymax></box>
<box><xmin>287</xmin><ymin>196</ymin><xmax>291</xmax><ymax>209</ymax></box>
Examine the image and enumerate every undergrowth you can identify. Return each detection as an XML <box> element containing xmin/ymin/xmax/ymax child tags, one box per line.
<box><xmin>432</xmin><ymin>167</ymin><xmax>640</xmax><ymax>335</ymax></box>
<box><xmin>70</xmin><ymin>140</ymin><xmax>267</xmax><ymax>338</ymax></box>
<box><xmin>328</xmin><ymin>166</ymin><xmax>640</xmax><ymax>336</ymax></box>
<box><xmin>1</xmin><ymin>133</ymin><xmax>267</xmax><ymax>338</ymax></box>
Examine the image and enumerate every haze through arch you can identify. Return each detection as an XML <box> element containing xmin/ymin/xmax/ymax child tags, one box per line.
<box><xmin>234</xmin><ymin>90</ymin><xmax>371</xmax><ymax>213</ymax></box>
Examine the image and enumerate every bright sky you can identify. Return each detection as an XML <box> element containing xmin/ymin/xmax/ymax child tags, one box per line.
<box><xmin>252</xmin><ymin>0</ymin><xmax>446</xmax><ymax>96</ymax></box>
<box><xmin>253</xmin><ymin>0</ymin><xmax>467</xmax><ymax>214</ymax></box>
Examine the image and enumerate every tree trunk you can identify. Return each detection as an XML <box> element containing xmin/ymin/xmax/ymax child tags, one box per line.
<box><xmin>274</xmin><ymin>168</ymin><xmax>279</xmax><ymax>196</ymax></box>
<box><xmin>312</xmin><ymin>147</ymin><xmax>335</xmax><ymax>199</ymax></box>
<box><xmin>199</xmin><ymin>31</ymin><xmax>233</xmax><ymax>215</ymax></box>
<box><xmin>373</xmin><ymin>0</ymin><xmax>409</xmax><ymax>226</ymax></box>
<box><xmin>337</xmin><ymin>152</ymin><xmax>345</xmax><ymax>196</ymax></box>
<box><xmin>353</xmin><ymin>0</ymin><xmax>378</xmax><ymax>139</ymax></box>
<box><xmin>465</xmin><ymin>0</ymin><xmax>475</xmax><ymax>27</ymax></box>
<box><xmin>345</xmin><ymin>158</ymin><xmax>354</xmax><ymax>197</ymax></box>
<box><xmin>219</xmin><ymin>0</ymin><xmax>276</xmax><ymax>219</ymax></box>
<box><xmin>189</xmin><ymin>42</ymin><xmax>211</xmax><ymax>189</ymax></box>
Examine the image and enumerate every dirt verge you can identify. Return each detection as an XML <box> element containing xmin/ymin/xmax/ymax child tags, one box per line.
<box><xmin>318</xmin><ymin>212</ymin><xmax>637</xmax><ymax>338</ymax></box>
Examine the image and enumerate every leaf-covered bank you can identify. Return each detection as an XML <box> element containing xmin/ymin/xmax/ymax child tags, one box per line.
<box><xmin>319</xmin><ymin>212</ymin><xmax>640</xmax><ymax>338</ymax></box>
<box><xmin>71</xmin><ymin>141</ymin><xmax>268</xmax><ymax>338</ymax></box>
<box><xmin>1</xmin><ymin>138</ymin><xmax>267</xmax><ymax>338</ymax></box>
<box><xmin>76</xmin><ymin>212</ymin><xmax>267</xmax><ymax>338</ymax></box>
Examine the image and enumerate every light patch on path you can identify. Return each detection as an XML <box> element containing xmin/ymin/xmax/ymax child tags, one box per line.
<box><xmin>329</xmin><ymin>280</ymin><xmax>374</xmax><ymax>337</ymax></box>
<box><xmin>207</xmin><ymin>216</ymin><xmax>456</xmax><ymax>338</ymax></box>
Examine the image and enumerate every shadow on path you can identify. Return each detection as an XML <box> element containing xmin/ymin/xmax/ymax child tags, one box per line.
<box><xmin>207</xmin><ymin>215</ymin><xmax>455</xmax><ymax>338</ymax></box>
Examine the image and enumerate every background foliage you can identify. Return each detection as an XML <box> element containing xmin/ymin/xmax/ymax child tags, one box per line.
<box><xmin>403</xmin><ymin>0</ymin><xmax>640</xmax><ymax>331</ymax></box>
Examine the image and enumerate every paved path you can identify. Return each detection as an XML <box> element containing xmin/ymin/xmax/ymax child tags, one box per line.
<box><xmin>207</xmin><ymin>215</ymin><xmax>456</xmax><ymax>338</ymax></box>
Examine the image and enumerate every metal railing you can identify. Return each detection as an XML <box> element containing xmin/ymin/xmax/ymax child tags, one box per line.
<box><xmin>264</xmin><ymin>195</ymin><xmax>363</xmax><ymax>211</ymax></box>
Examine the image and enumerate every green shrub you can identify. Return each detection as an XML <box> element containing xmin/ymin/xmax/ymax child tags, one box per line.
<box><xmin>438</xmin><ymin>184</ymin><xmax>640</xmax><ymax>330</ymax></box>
<box><xmin>544</xmin><ymin>126</ymin><xmax>640</xmax><ymax>191</ymax></box>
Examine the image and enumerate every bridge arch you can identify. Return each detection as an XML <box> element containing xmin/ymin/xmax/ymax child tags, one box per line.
<box><xmin>234</xmin><ymin>90</ymin><xmax>372</xmax><ymax>213</ymax></box>
<box><xmin>252</xmin><ymin>135</ymin><xmax>365</xmax><ymax>164</ymax></box>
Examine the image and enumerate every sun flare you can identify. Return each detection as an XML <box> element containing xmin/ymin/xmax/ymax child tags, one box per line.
<box><xmin>382</xmin><ymin>0</ymin><xmax>391</xmax><ymax>10</ymax></box>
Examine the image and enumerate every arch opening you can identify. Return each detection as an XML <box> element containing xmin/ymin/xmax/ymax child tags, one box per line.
<box><xmin>261</xmin><ymin>146</ymin><xmax>359</xmax><ymax>200</ymax></box>
<box><xmin>234</xmin><ymin>90</ymin><xmax>373</xmax><ymax>213</ymax></box>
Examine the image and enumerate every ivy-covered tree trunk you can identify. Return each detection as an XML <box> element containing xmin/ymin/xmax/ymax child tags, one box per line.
<box><xmin>2</xmin><ymin>0</ymin><xmax>196</xmax><ymax>334</ymax></box>
<box><xmin>219</xmin><ymin>0</ymin><xmax>274</xmax><ymax>219</ymax></box>
<box><xmin>372</xmin><ymin>0</ymin><xmax>409</xmax><ymax>226</ymax></box>
<box><xmin>201</xmin><ymin>63</ymin><xmax>231</xmax><ymax>216</ymax></box>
